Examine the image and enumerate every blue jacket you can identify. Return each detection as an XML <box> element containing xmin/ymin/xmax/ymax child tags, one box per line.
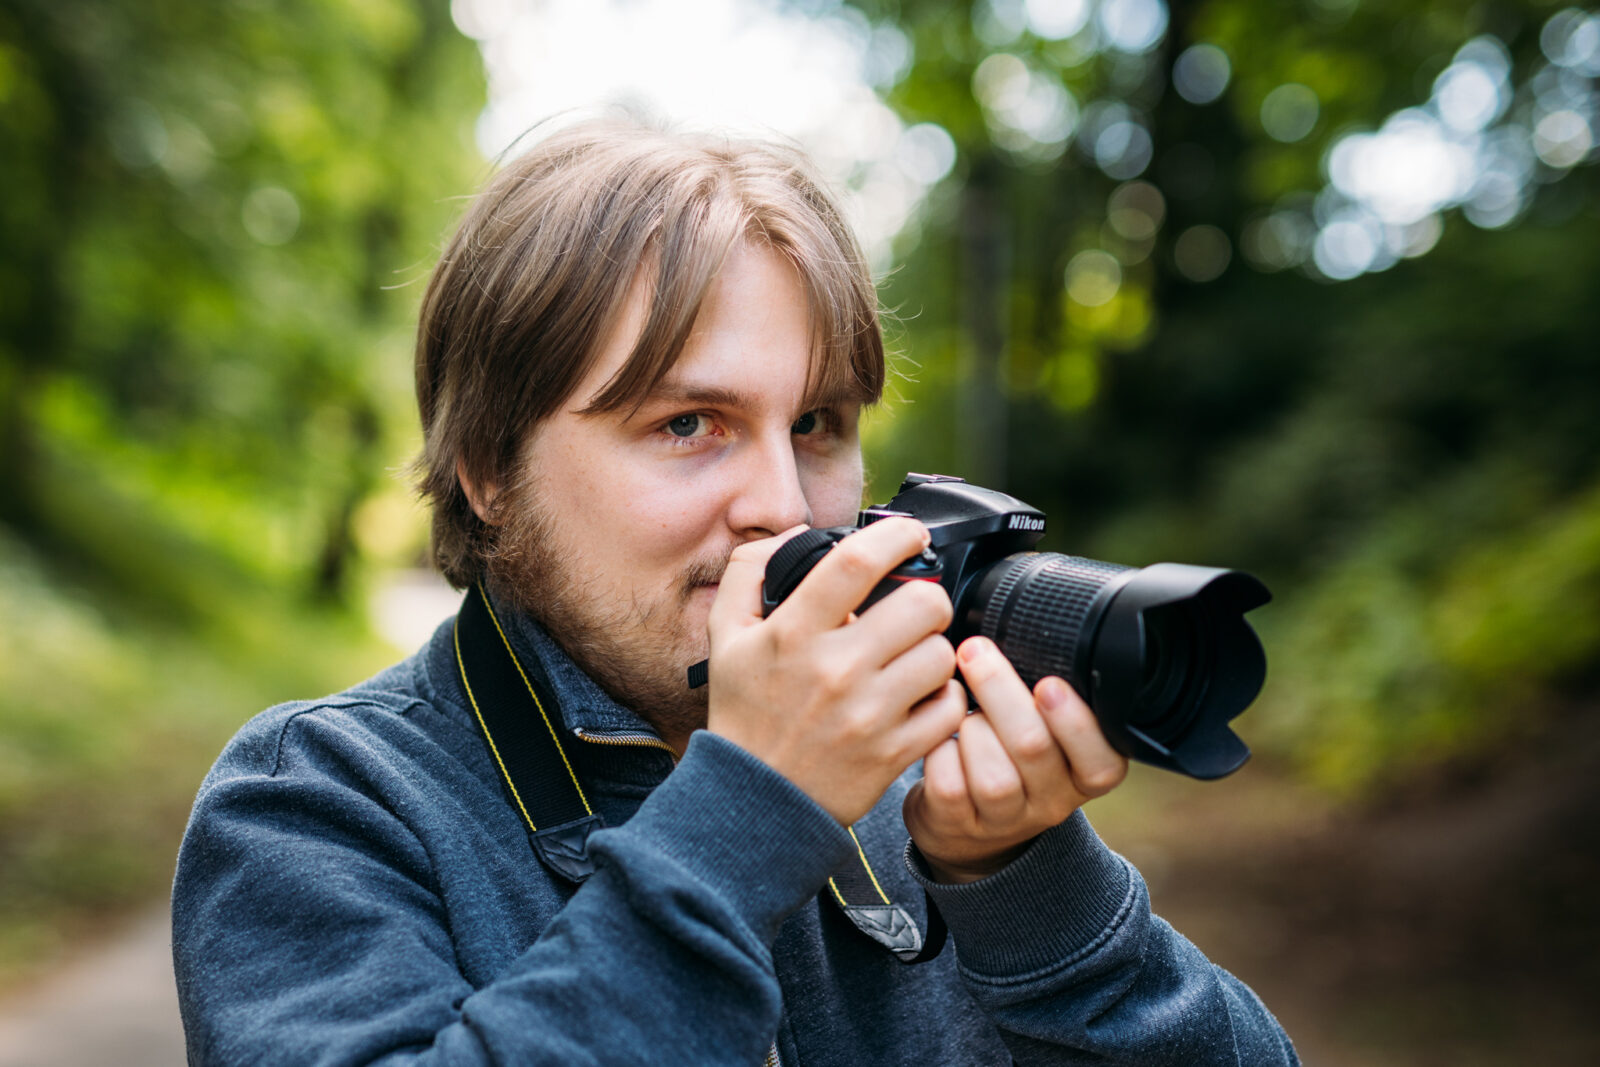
<box><xmin>172</xmin><ymin>597</ymin><xmax>1298</xmax><ymax>1065</ymax></box>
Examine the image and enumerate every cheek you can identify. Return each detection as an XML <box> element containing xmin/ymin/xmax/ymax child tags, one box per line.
<box><xmin>610</xmin><ymin>479</ymin><xmax>726</xmax><ymax>562</ymax></box>
<box><xmin>802</xmin><ymin>455</ymin><xmax>865</xmax><ymax>528</ymax></box>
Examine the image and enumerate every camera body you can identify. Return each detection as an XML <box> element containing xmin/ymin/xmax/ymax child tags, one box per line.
<box><xmin>760</xmin><ymin>473</ymin><xmax>1272</xmax><ymax>780</ymax></box>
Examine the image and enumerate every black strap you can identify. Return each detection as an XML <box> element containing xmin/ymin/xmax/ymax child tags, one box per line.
<box><xmin>453</xmin><ymin>582</ymin><xmax>944</xmax><ymax>961</ymax></box>
<box><xmin>828</xmin><ymin>830</ymin><xmax>948</xmax><ymax>964</ymax></box>
<box><xmin>454</xmin><ymin>583</ymin><xmax>602</xmax><ymax>881</ymax></box>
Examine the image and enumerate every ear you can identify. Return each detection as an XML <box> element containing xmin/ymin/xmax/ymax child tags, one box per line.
<box><xmin>457</xmin><ymin>458</ymin><xmax>499</xmax><ymax>525</ymax></box>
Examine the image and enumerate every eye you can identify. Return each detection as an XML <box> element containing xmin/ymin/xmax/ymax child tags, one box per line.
<box><xmin>791</xmin><ymin>410</ymin><xmax>822</xmax><ymax>435</ymax></box>
<box><xmin>664</xmin><ymin>413</ymin><xmax>713</xmax><ymax>439</ymax></box>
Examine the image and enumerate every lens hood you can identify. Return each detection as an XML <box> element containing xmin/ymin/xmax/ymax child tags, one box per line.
<box><xmin>1087</xmin><ymin>564</ymin><xmax>1271</xmax><ymax>779</ymax></box>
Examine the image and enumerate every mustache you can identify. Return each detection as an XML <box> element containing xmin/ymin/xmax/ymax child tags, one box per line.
<box><xmin>682</xmin><ymin>545</ymin><xmax>736</xmax><ymax>593</ymax></box>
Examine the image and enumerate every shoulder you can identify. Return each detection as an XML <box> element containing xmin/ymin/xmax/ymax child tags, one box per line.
<box><xmin>195</xmin><ymin>645</ymin><xmax>481</xmax><ymax>803</ymax></box>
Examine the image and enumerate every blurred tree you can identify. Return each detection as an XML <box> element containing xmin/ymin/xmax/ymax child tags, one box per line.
<box><xmin>0</xmin><ymin>0</ymin><xmax>484</xmax><ymax>608</ymax></box>
<box><xmin>0</xmin><ymin>0</ymin><xmax>484</xmax><ymax>978</ymax></box>
<box><xmin>845</xmin><ymin>0</ymin><xmax>1600</xmax><ymax>789</ymax></box>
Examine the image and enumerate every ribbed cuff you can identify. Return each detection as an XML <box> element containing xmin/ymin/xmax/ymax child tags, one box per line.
<box><xmin>908</xmin><ymin>810</ymin><xmax>1134</xmax><ymax>979</ymax></box>
<box><xmin>602</xmin><ymin>730</ymin><xmax>857</xmax><ymax>944</ymax></box>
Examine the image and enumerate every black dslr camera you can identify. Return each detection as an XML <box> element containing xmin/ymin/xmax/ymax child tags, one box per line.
<box><xmin>760</xmin><ymin>474</ymin><xmax>1271</xmax><ymax>780</ymax></box>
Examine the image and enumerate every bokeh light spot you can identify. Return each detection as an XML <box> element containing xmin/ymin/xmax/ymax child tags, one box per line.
<box><xmin>1173</xmin><ymin>224</ymin><xmax>1231</xmax><ymax>282</ymax></box>
<box><xmin>1024</xmin><ymin>0</ymin><xmax>1091</xmax><ymax>41</ymax></box>
<box><xmin>241</xmin><ymin>187</ymin><xmax>301</xmax><ymax>246</ymax></box>
<box><xmin>1313</xmin><ymin>217</ymin><xmax>1379</xmax><ymax>279</ymax></box>
<box><xmin>1327</xmin><ymin>110</ymin><xmax>1476</xmax><ymax>225</ymax></box>
<box><xmin>1098</xmin><ymin>0</ymin><xmax>1169</xmax><ymax>55</ymax></box>
<box><xmin>1433</xmin><ymin>62</ymin><xmax>1505</xmax><ymax>132</ymax></box>
<box><xmin>1542</xmin><ymin>8</ymin><xmax>1600</xmax><ymax>76</ymax></box>
<box><xmin>1534</xmin><ymin>110</ymin><xmax>1595</xmax><ymax>168</ymax></box>
<box><xmin>1172</xmin><ymin>44</ymin><xmax>1231</xmax><ymax>105</ymax></box>
<box><xmin>1093</xmin><ymin>117</ymin><xmax>1154</xmax><ymax>178</ymax></box>
<box><xmin>1242</xmin><ymin>210</ymin><xmax>1315</xmax><ymax>272</ymax></box>
<box><xmin>1107</xmin><ymin>179</ymin><xmax>1166</xmax><ymax>239</ymax></box>
<box><xmin>896</xmin><ymin>123</ymin><xmax>958</xmax><ymax>184</ymax></box>
<box><xmin>1065</xmin><ymin>249</ymin><xmax>1123</xmax><ymax>305</ymax></box>
<box><xmin>1260</xmin><ymin>83</ymin><xmax>1320</xmax><ymax>143</ymax></box>
<box><xmin>976</xmin><ymin>54</ymin><xmax>1079</xmax><ymax>159</ymax></box>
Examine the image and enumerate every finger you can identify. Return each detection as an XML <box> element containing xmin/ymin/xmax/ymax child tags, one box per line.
<box><xmin>1035</xmin><ymin>676</ymin><xmax>1128</xmax><ymax>798</ymax></box>
<box><xmin>869</xmin><ymin>634</ymin><xmax>957</xmax><ymax>717</ymax></box>
<box><xmin>956</xmin><ymin>637</ymin><xmax>1069</xmax><ymax>787</ymax></box>
<box><xmin>709</xmin><ymin>525</ymin><xmax>810</xmax><ymax>636</ymax></box>
<box><xmin>767</xmin><ymin>517</ymin><xmax>930</xmax><ymax>633</ymax></box>
<box><xmin>916</xmin><ymin>734</ymin><xmax>974</xmax><ymax>825</ymax></box>
<box><xmin>844</xmin><ymin>577</ymin><xmax>953</xmax><ymax>669</ymax></box>
<box><xmin>892</xmin><ymin>680</ymin><xmax>968</xmax><ymax>767</ymax></box>
<box><xmin>954</xmin><ymin>713</ymin><xmax>1027</xmax><ymax>821</ymax></box>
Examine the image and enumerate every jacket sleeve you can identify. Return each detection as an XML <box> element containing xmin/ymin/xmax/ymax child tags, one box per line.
<box><xmin>173</xmin><ymin>718</ymin><xmax>855</xmax><ymax>1066</ymax></box>
<box><xmin>909</xmin><ymin>811</ymin><xmax>1300</xmax><ymax>1066</ymax></box>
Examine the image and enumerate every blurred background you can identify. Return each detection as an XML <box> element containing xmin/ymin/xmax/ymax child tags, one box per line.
<box><xmin>2</xmin><ymin>0</ymin><xmax>1597</xmax><ymax>1063</ymax></box>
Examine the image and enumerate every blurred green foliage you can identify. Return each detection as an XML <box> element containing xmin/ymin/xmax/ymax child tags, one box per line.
<box><xmin>0</xmin><ymin>0</ymin><xmax>483</xmax><ymax>976</ymax></box>
<box><xmin>853</xmin><ymin>0</ymin><xmax>1600</xmax><ymax>793</ymax></box>
<box><xmin>0</xmin><ymin>0</ymin><xmax>484</xmax><ymax>597</ymax></box>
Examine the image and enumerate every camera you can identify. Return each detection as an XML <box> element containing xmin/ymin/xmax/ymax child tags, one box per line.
<box><xmin>760</xmin><ymin>473</ymin><xmax>1271</xmax><ymax>780</ymax></box>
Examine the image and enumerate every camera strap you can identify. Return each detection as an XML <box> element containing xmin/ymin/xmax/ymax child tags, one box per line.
<box><xmin>452</xmin><ymin>581</ymin><xmax>945</xmax><ymax>964</ymax></box>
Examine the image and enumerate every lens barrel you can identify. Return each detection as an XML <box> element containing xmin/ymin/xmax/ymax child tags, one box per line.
<box><xmin>962</xmin><ymin>552</ymin><xmax>1270</xmax><ymax>779</ymax></box>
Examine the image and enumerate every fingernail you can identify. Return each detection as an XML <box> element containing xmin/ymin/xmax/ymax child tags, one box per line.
<box><xmin>1039</xmin><ymin>677</ymin><xmax>1070</xmax><ymax>710</ymax></box>
<box><xmin>958</xmin><ymin>638</ymin><xmax>988</xmax><ymax>664</ymax></box>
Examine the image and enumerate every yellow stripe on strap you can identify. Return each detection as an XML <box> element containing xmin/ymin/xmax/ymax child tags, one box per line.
<box><xmin>474</xmin><ymin>582</ymin><xmax>592</xmax><ymax>815</ymax></box>
<box><xmin>453</xmin><ymin>618</ymin><xmax>542</xmax><ymax>832</ymax></box>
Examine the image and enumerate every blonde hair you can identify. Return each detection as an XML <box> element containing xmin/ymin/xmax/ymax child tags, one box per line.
<box><xmin>414</xmin><ymin>117</ymin><xmax>886</xmax><ymax>587</ymax></box>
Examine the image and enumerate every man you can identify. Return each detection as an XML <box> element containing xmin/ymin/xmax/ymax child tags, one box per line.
<box><xmin>173</xmin><ymin>118</ymin><xmax>1297</xmax><ymax>1064</ymax></box>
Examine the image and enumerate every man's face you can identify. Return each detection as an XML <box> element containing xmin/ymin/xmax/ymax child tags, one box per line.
<box><xmin>487</xmin><ymin>240</ymin><xmax>866</xmax><ymax>750</ymax></box>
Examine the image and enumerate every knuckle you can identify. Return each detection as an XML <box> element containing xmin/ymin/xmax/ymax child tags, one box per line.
<box><xmin>872</xmin><ymin>515</ymin><xmax>926</xmax><ymax>544</ymax></box>
<box><xmin>814</xmin><ymin>663</ymin><xmax>854</xmax><ymax>700</ymax></box>
<box><xmin>830</xmin><ymin>542</ymin><xmax>879</xmax><ymax>582</ymax></box>
<box><xmin>969</xmin><ymin>770</ymin><xmax>1015</xmax><ymax>804</ymax></box>
<box><xmin>909</xmin><ymin>580</ymin><xmax>954</xmax><ymax>626</ymax></box>
<box><xmin>1011</xmin><ymin>727</ymin><xmax>1054</xmax><ymax>763</ymax></box>
<box><xmin>1079</xmin><ymin>760</ymin><xmax>1128</xmax><ymax>796</ymax></box>
<box><xmin>926</xmin><ymin>774</ymin><xmax>966</xmax><ymax>807</ymax></box>
<box><xmin>767</xmin><ymin>618</ymin><xmax>802</xmax><ymax>654</ymax></box>
<box><xmin>838</xmin><ymin>705</ymin><xmax>879</xmax><ymax>745</ymax></box>
<box><xmin>1043</xmin><ymin>797</ymin><xmax>1076</xmax><ymax>825</ymax></box>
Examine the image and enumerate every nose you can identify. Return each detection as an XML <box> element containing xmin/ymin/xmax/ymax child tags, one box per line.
<box><xmin>727</xmin><ymin>432</ymin><xmax>812</xmax><ymax>538</ymax></box>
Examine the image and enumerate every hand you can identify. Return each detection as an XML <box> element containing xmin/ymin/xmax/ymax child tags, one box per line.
<box><xmin>705</xmin><ymin>518</ymin><xmax>969</xmax><ymax>825</ymax></box>
<box><xmin>903</xmin><ymin>636</ymin><xmax>1129</xmax><ymax>884</ymax></box>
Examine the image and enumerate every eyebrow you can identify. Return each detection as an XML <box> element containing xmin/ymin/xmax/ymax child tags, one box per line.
<box><xmin>643</xmin><ymin>383</ymin><xmax>750</xmax><ymax>410</ymax></box>
<box><xmin>637</xmin><ymin>380</ymin><xmax>866</xmax><ymax>413</ymax></box>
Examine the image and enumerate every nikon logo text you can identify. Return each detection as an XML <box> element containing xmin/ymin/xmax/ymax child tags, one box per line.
<box><xmin>1008</xmin><ymin>515</ymin><xmax>1045</xmax><ymax>532</ymax></box>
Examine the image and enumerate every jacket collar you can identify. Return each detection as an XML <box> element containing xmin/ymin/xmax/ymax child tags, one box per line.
<box><xmin>486</xmin><ymin>581</ymin><xmax>670</xmax><ymax>742</ymax></box>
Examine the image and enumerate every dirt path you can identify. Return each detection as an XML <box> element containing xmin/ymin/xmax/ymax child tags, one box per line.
<box><xmin>1091</xmin><ymin>718</ymin><xmax>1600</xmax><ymax>1066</ymax></box>
<box><xmin>0</xmin><ymin>905</ymin><xmax>183</xmax><ymax>1067</ymax></box>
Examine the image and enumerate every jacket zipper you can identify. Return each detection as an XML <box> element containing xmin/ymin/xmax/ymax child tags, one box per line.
<box><xmin>571</xmin><ymin>727</ymin><xmax>679</xmax><ymax>760</ymax></box>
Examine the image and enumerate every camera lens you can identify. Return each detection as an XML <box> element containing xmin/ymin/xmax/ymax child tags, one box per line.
<box><xmin>960</xmin><ymin>552</ymin><xmax>1267</xmax><ymax>779</ymax></box>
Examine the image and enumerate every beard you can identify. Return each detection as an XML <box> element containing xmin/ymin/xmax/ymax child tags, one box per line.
<box><xmin>482</xmin><ymin>476</ymin><xmax>727</xmax><ymax>749</ymax></box>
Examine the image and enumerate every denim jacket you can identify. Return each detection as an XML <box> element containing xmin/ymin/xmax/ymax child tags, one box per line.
<box><xmin>172</xmin><ymin>597</ymin><xmax>1298</xmax><ymax>1065</ymax></box>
